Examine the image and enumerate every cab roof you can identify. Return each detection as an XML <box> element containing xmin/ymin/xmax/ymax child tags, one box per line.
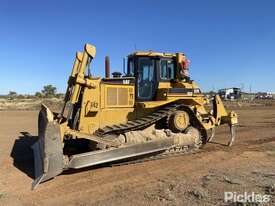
<box><xmin>128</xmin><ymin>51</ymin><xmax>184</xmax><ymax>58</ymax></box>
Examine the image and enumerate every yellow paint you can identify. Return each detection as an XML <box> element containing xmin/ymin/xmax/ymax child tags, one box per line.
<box><xmin>58</xmin><ymin>43</ymin><xmax>238</xmax><ymax>139</ymax></box>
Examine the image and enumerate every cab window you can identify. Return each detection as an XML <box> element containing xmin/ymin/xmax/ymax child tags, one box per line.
<box><xmin>127</xmin><ymin>58</ymin><xmax>135</xmax><ymax>76</ymax></box>
<box><xmin>160</xmin><ymin>60</ymin><xmax>175</xmax><ymax>80</ymax></box>
<box><xmin>137</xmin><ymin>57</ymin><xmax>156</xmax><ymax>100</ymax></box>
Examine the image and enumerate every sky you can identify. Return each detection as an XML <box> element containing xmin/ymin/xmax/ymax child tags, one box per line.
<box><xmin>0</xmin><ymin>0</ymin><xmax>274</xmax><ymax>94</ymax></box>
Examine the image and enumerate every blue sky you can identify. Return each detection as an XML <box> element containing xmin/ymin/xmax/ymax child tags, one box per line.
<box><xmin>0</xmin><ymin>0</ymin><xmax>274</xmax><ymax>94</ymax></box>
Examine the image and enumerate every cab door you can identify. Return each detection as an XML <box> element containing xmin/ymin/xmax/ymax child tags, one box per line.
<box><xmin>136</xmin><ymin>57</ymin><xmax>157</xmax><ymax>101</ymax></box>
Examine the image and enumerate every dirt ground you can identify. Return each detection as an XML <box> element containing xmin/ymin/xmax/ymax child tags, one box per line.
<box><xmin>0</xmin><ymin>105</ymin><xmax>275</xmax><ymax>206</ymax></box>
<box><xmin>0</xmin><ymin>98</ymin><xmax>63</xmax><ymax>111</ymax></box>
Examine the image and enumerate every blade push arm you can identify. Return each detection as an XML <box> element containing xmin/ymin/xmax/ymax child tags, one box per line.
<box><xmin>70</xmin><ymin>44</ymin><xmax>97</xmax><ymax>104</ymax></box>
<box><xmin>59</xmin><ymin>52</ymin><xmax>83</xmax><ymax>118</ymax></box>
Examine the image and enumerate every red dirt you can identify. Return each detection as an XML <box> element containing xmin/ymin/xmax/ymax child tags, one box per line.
<box><xmin>0</xmin><ymin>106</ymin><xmax>275</xmax><ymax>205</ymax></box>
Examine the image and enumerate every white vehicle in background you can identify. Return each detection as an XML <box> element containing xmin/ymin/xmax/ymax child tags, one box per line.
<box><xmin>218</xmin><ymin>88</ymin><xmax>241</xmax><ymax>100</ymax></box>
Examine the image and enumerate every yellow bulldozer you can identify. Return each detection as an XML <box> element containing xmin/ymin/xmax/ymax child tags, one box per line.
<box><xmin>32</xmin><ymin>43</ymin><xmax>238</xmax><ymax>189</ymax></box>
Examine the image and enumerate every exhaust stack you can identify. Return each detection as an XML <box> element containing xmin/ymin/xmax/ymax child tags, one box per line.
<box><xmin>105</xmin><ymin>56</ymin><xmax>110</xmax><ymax>78</ymax></box>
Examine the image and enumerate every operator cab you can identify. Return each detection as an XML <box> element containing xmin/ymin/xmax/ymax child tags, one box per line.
<box><xmin>127</xmin><ymin>52</ymin><xmax>176</xmax><ymax>101</ymax></box>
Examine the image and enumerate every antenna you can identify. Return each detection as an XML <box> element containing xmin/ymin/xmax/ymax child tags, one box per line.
<box><xmin>134</xmin><ymin>44</ymin><xmax>137</xmax><ymax>51</ymax></box>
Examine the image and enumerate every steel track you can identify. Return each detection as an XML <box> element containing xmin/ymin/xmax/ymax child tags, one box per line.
<box><xmin>95</xmin><ymin>104</ymin><xmax>204</xmax><ymax>167</ymax></box>
<box><xmin>95</xmin><ymin>104</ymin><xmax>180</xmax><ymax>136</ymax></box>
<box><xmin>111</xmin><ymin>145</ymin><xmax>201</xmax><ymax>167</ymax></box>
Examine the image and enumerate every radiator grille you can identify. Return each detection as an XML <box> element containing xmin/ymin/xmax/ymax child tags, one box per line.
<box><xmin>107</xmin><ymin>87</ymin><xmax>130</xmax><ymax>106</ymax></box>
<box><xmin>118</xmin><ymin>88</ymin><xmax>128</xmax><ymax>105</ymax></box>
<box><xmin>107</xmin><ymin>88</ymin><xmax>118</xmax><ymax>105</ymax></box>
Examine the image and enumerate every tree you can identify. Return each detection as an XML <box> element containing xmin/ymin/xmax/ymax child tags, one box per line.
<box><xmin>208</xmin><ymin>91</ymin><xmax>216</xmax><ymax>96</ymax></box>
<box><xmin>8</xmin><ymin>91</ymin><xmax>17</xmax><ymax>99</ymax></box>
<box><xmin>42</xmin><ymin>85</ymin><xmax>57</xmax><ymax>97</ymax></box>
<box><xmin>8</xmin><ymin>91</ymin><xmax>17</xmax><ymax>96</ymax></box>
<box><xmin>35</xmin><ymin>92</ymin><xmax>43</xmax><ymax>98</ymax></box>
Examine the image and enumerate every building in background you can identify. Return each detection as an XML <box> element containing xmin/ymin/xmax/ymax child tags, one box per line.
<box><xmin>218</xmin><ymin>88</ymin><xmax>241</xmax><ymax>100</ymax></box>
<box><xmin>255</xmin><ymin>92</ymin><xmax>274</xmax><ymax>99</ymax></box>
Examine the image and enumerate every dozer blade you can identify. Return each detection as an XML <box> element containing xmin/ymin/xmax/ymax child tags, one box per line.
<box><xmin>32</xmin><ymin>104</ymin><xmax>64</xmax><ymax>190</ymax></box>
